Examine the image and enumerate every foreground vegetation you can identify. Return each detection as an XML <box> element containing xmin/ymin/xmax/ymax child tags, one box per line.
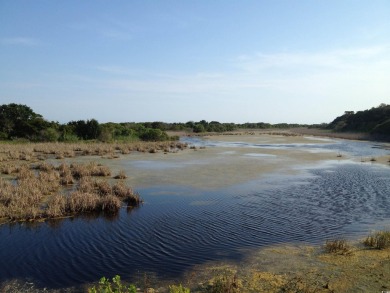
<box><xmin>85</xmin><ymin>232</ymin><xmax>390</xmax><ymax>293</ymax></box>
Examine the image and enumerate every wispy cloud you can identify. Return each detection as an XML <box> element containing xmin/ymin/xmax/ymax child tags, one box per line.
<box><xmin>233</xmin><ymin>45</ymin><xmax>389</xmax><ymax>73</ymax></box>
<box><xmin>69</xmin><ymin>17</ymin><xmax>136</xmax><ymax>41</ymax></box>
<box><xmin>95</xmin><ymin>66</ymin><xmax>133</xmax><ymax>75</ymax></box>
<box><xmin>61</xmin><ymin>44</ymin><xmax>390</xmax><ymax>117</ymax></box>
<box><xmin>0</xmin><ymin>37</ymin><xmax>42</xmax><ymax>46</ymax></box>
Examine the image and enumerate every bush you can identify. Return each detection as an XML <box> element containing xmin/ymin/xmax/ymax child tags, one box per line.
<box><xmin>139</xmin><ymin>128</ymin><xmax>169</xmax><ymax>141</ymax></box>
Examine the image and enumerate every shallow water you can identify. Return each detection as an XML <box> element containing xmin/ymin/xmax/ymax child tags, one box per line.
<box><xmin>1</xmin><ymin>137</ymin><xmax>390</xmax><ymax>289</ymax></box>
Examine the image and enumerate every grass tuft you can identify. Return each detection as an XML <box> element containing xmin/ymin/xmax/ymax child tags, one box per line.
<box><xmin>364</xmin><ymin>230</ymin><xmax>390</xmax><ymax>249</ymax></box>
<box><xmin>0</xmin><ymin>161</ymin><xmax>140</xmax><ymax>222</ymax></box>
<box><xmin>324</xmin><ymin>239</ymin><xmax>352</xmax><ymax>255</ymax></box>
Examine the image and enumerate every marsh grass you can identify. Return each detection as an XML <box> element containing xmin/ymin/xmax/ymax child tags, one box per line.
<box><xmin>324</xmin><ymin>239</ymin><xmax>352</xmax><ymax>255</ymax></box>
<box><xmin>0</xmin><ymin>141</ymin><xmax>188</xmax><ymax>165</ymax></box>
<box><xmin>364</xmin><ymin>231</ymin><xmax>390</xmax><ymax>249</ymax></box>
<box><xmin>0</xmin><ymin>161</ymin><xmax>140</xmax><ymax>222</ymax></box>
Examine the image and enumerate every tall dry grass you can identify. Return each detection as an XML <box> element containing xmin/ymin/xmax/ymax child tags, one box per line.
<box><xmin>0</xmin><ymin>141</ymin><xmax>188</xmax><ymax>165</ymax></box>
<box><xmin>0</xmin><ymin>161</ymin><xmax>141</xmax><ymax>222</ymax></box>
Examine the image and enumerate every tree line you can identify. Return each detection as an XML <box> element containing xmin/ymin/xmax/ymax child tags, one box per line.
<box><xmin>0</xmin><ymin>103</ymin><xmax>312</xmax><ymax>142</ymax></box>
<box><xmin>327</xmin><ymin>103</ymin><xmax>390</xmax><ymax>139</ymax></box>
<box><xmin>0</xmin><ymin>104</ymin><xmax>172</xmax><ymax>142</ymax></box>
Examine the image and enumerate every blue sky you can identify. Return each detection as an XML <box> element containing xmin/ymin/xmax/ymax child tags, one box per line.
<box><xmin>1</xmin><ymin>1</ymin><xmax>389</xmax><ymax>124</ymax></box>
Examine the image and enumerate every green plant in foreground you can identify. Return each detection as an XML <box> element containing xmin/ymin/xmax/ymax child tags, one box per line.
<box><xmin>88</xmin><ymin>275</ymin><xmax>137</xmax><ymax>293</ymax></box>
<box><xmin>364</xmin><ymin>230</ymin><xmax>390</xmax><ymax>249</ymax></box>
<box><xmin>169</xmin><ymin>284</ymin><xmax>191</xmax><ymax>293</ymax></box>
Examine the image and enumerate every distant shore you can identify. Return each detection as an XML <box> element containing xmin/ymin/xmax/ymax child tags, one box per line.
<box><xmin>168</xmin><ymin>127</ymin><xmax>389</xmax><ymax>142</ymax></box>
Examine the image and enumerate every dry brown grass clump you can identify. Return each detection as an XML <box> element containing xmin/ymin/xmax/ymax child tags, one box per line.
<box><xmin>0</xmin><ymin>141</ymin><xmax>188</xmax><ymax>165</ymax></box>
<box><xmin>324</xmin><ymin>239</ymin><xmax>352</xmax><ymax>255</ymax></box>
<box><xmin>112</xmin><ymin>181</ymin><xmax>141</xmax><ymax>206</ymax></box>
<box><xmin>364</xmin><ymin>231</ymin><xmax>390</xmax><ymax>249</ymax></box>
<box><xmin>0</xmin><ymin>161</ymin><xmax>141</xmax><ymax>222</ymax></box>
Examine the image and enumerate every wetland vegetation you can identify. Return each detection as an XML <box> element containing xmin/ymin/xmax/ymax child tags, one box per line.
<box><xmin>0</xmin><ymin>139</ymin><xmax>188</xmax><ymax>223</ymax></box>
<box><xmin>1</xmin><ymin>103</ymin><xmax>390</xmax><ymax>292</ymax></box>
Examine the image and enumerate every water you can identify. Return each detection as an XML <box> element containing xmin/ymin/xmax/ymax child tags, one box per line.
<box><xmin>1</xmin><ymin>137</ymin><xmax>390</xmax><ymax>289</ymax></box>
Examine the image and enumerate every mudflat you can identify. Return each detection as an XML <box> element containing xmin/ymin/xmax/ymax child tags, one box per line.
<box><xmin>103</xmin><ymin>133</ymin><xmax>346</xmax><ymax>189</ymax></box>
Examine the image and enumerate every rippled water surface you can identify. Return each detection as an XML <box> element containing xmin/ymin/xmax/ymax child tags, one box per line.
<box><xmin>1</xmin><ymin>137</ymin><xmax>390</xmax><ymax>289</ymax></box>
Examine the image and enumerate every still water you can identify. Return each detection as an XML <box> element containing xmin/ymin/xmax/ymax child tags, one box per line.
<box><xmin>1</xmin><ymin>137</ymin><xmax>390</xmax><ymax>289</ymax></box>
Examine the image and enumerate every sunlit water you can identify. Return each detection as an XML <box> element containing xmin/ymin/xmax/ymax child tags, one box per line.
<box><xmin>1</xmin><ymin>137</ymin><xmax>390</xmax><ymax>289</ymax></box>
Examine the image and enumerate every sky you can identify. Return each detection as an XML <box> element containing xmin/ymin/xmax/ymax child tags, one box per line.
<box><xmin>0</xmin><ymin>1</ymin><xmax>389</xmax><ymax>124</ymax></box>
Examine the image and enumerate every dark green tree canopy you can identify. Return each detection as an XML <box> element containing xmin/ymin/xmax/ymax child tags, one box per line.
<box><xmin>328</xmin><ymin>104</ymin><xmax>390</xmax><ymax>135</ymax></box>
<box><xmin>0</xmin><ymin>103</ymin><xmax>47</xmax><ymax>139</ymax></box>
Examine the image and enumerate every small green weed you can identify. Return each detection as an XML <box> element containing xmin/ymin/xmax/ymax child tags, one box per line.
<box><xmin>169</xmin><ymin>284</ymin><xmax>191</xmax><ymax>293</ymax></box>
<box><xmin>88</xmin><ymin>275</ymin><xmax>137</xmax><ymax>293</ymax></box>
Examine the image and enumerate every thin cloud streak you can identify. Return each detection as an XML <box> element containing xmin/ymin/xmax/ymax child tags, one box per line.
<box><xmin>68</xmin><ymin>17</ymin><xmax>135</xmax><ymax>41</ymax></box>
<box><xmin>0</xmin><ymin>37</ymin><xmax>42</xmax><ymax>46</ymax></box>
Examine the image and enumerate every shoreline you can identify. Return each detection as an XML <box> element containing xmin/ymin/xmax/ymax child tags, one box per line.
<box><xmin>170</xmin><ymin>127</ymin><xmax>389</xmax><ymax>143</ymax></box>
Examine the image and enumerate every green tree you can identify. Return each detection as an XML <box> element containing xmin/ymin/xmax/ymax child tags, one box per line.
<box><xmin>0</xmin><ymin>103</ymin><xmax>47</xmax><ymax>139</ymax></box>
<box><xmin>193</xmin><ymin>124</ymin><xmax>205</xmax><ymax>133</ymax></box>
